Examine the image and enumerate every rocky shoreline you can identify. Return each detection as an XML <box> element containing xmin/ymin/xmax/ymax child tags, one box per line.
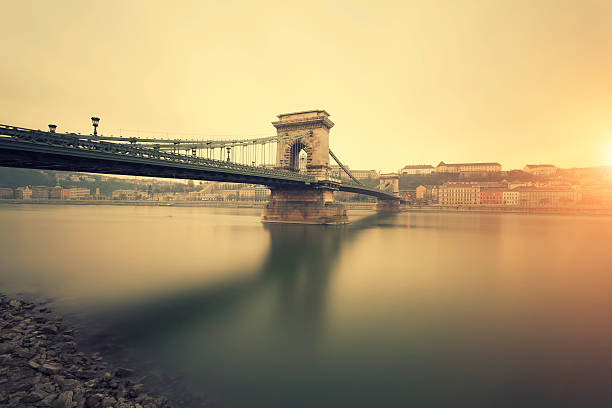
<box><xmin>0</xmin><ymin>293</ymin><xmax>174</xmax><ymax>408</ymax></box>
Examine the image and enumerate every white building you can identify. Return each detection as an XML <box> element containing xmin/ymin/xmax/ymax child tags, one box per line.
<box><xmin>439</xmin><ymin>183</ymin><xmax>480</xmax><ymax>205</ymax></box>
<box><xmin>502</xmin><ymin>190</ymin><xmax>519</xmax><ymax>206</ymax></box>
<box><xmin>400</xmin><ymin>165</ymin><xmax>435</xmax><ymax>175</ymax></box>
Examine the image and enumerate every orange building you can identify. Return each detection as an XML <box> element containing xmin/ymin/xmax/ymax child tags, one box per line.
<box><xmin>479</xmin><ymin>188</ymin><xmax>504</xmax><ymax>205</ymax></box>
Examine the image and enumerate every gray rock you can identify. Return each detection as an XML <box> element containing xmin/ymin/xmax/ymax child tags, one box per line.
<box><xmin>85</xmin><ymin>393</ymin><xmax>105</xmax><ymax>408</ymax></box>
<box><xmin>40</xmin><ymin>363</ymin><xmax>62</xmax><ymax>375</ymax></box>
<box><xmin>53</xmin><ymin>390</ymin><xmax>73</xmax><ymax>408</ymax></box>
<box><xmin>128</xmin><ymin>383</ymin><xmax>145</xmax><ymax>398</ymax></box>
<box><xmin>15</xmin><ymin>346</ymin><xmax>34</xmax><ymax>359</ymax></box>
<box><xmin>75</xmin><ymin>370</ymin><xmax>96</xmax><ymax>380</ymax></box>
<box><xmin>24</xmin><ymin>375</ymin><xmax>42</xmax><ymax>385</ymax></box>
<box><xmin>20</xmin><ymin>390</ymin><xmax>46</xmax><ymax>403</ymax></box>
<box><xmin>9</xmin><ymin>299</ymin><xmax>21</xmax><ymax>309</ymax></box>
<box><xmin>115</xmin><ymin>367</ymin><xmax>135</xmax><ymax>378</ymax></box>
<box><xmin>60</xmin><ymin>378</ymin><xmax>80</xmax><ymax>390</ymax></box>
<box><xmin>41</xmin><ymin>392</ymin><xmax>59</xmax><ymax>406</ymax></box>
<box><xmin>41</xmin><ymin>325</ymin><xmax>59</xmax><ymax>335</ymax></box>
<box><xmin>101</xmin><ymin>395</ymin><xmax>117</xmax><ymax>407</ymax></box>
<box><xmin>28</xmin><ymin>360</ymin><xmax>41</xmax><ymax>370</ymax></box>
<box><xmin>0</xmin><ymin>342</ymin><xmax>15</xmax><ymax>354</ymax></box>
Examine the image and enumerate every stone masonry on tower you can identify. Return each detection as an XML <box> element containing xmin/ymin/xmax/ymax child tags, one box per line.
<box><xmin>273</xmin><ymin>110</ymin><xmax>334</xmax><ymax>180</ymax></box>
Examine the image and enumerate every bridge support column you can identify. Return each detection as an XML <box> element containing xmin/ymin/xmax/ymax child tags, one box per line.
<box><xmin>262</xmin><ymin>189</ymin><xmax>348</xmax><ymax>225</ymax></box>
<box><xmin>376</xmin><ymin>199</ymin><xmax>401</xmax><ymax>213</ymax></box>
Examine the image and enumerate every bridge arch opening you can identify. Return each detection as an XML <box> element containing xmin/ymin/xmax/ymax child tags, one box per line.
<box><xmin>288</xmin><ymin>141</ymin><xmax>311</xmax><ymax>173</ymax></box>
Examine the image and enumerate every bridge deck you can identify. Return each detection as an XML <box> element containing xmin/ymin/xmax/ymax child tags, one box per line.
<box><xmin>0</xmin><ymin>124</ymin><xmax>398</xmax><ymax>200</ymax></box>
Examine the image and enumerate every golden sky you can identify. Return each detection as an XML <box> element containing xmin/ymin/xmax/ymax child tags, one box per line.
<box><xmin>1</xmin><ymin>0</ymin><xmax>611</xmax><ymax>171</ymax></box>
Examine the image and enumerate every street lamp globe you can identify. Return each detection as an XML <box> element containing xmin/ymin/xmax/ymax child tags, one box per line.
<box><xmin>91</xmin><ymin>117</ymin><xmax>100</xmax><ymax>136</ymax></box>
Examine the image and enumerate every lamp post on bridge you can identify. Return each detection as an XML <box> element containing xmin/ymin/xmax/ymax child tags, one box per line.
<box><xmin>91</xmin><ymin>117</ymin><xmax>100</xmax><ymax>136</ymax></box>
<box><xmin>48</xmin><ymin>124</ymin><xmax>57</xmax><ymax>133</ymax></box>
<box><xmin>226</xmin><ymin>146</ymin><xmax>231</xmax><ymax>162</ymax></box>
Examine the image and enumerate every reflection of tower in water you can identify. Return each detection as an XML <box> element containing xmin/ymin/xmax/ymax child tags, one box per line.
<box><xmin>260</xmin><ymin>223</ymin><xmax>349</xmax><ymax>336</ymax></box>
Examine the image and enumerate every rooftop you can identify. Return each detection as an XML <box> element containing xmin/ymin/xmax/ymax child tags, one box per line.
<box><xmin>513</xmin><ymin>186</ymin><xmax>574</xmax><ymax>192</ymax></box>
<box><xmin>277</xmin><ymin>109</ymin><xmax>330</xmax><ymax>118</ymax></box>
<box><xmin>524</xmin><ymin>164</ymin><xmax>556</xmax><ymax>168</ymax></box>
<box><xmin>402</xmin><ymin>164</ymin><xmax>434</xmax><ymax>169</ymax></box>
<box><xmin>437</xmin><ymin>161</ymin><xmax>501</xmax><ymax>167</ymax></box>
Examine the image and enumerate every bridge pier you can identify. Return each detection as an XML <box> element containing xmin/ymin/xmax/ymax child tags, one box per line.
<box><xmin>262</xmin><ymin>189</ymin><xmax>348</xmax><ymax>225</ymax></box>
<box><xmin>376</xmin><ymin>199</ymin><xmax>401</xmax><ymax>213</ymax></box>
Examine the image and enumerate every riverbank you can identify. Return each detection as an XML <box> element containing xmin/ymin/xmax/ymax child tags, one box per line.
<box><xmin>404</xmin><ymin>204</ymin><xmax>612</xmax><ymax>216</ymax></box>
<box><xmin>0</xmin><ymin>199</ymin><xmax>266</xmax><ymax>208</ymax></box>
<box><xmin>0</xmin><ymin>293</ymin><xmax>177</xmax><ymax>408</ymax></box>
<box><xmin>0</xmin><ymin>199</ymin><xmax>377</xmax><ymax>210</ymax></box>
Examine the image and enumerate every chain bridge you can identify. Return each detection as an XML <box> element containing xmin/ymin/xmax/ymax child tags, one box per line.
<box><xmin>0</xmin><ymin>110</ymin><xmax>401</xmax><ymax>224</ymax></box>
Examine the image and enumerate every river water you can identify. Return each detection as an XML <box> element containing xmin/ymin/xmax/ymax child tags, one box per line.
<box><xmin>2</xmin><ymin>204</ymin><xmax>612</xmax><ymax>407</ymax></box>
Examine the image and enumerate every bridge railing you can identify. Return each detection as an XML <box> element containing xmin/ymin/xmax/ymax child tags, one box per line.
<box><xmin>0</xmin><ymin>125</ymin><xmax>316</xmax><ymax>183</ymax></box>
<box><xmin>337</xmin><ymin>179</ymin><xmax>400</xmax><ymax>198</ymax></box>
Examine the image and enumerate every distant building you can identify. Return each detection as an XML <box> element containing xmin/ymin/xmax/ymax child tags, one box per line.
<box><xmin>479</xmin><ymin>187</ymin><xmax>504</xmax><ymax>205</ymax></box>
<box><xmin>49</xmin><ymin>186</ymin><xmax>62</xmax><ymax>199</ymax></box>
<box><xmin>31</xmin><ymin>186</ymin><xmax>49</xmax><ymax>199</ymax></box>
<box><xmin>439</xmin><ymin>183</ymin><xmax>480</xmax><ymax>205</ymax></box>
<box><xmin>214</xmin><ymin>182</ymin><xmax>244</xmax><ymax>191</ymax></box>
<box><xmin>329</xmin><ymin>165</ymin><xmax>343</xmax><ymax>179</ymax></box>
<box><xmin>254</xmin><ymin>186</ymin><xmax>271</xmax><ymax>201</ymax></box>
<box><xmin>15</xmin><ymin>186</ymin><xmax>32</xmax><ymax>200</ymax></box>
<box><xmin>188</xmin><ymin>191</ymin><xmax>203</xmax><ymax>201</ymax></box>
<box><xmin>436</xmin><ymin>161</ymin><xmax>502</xmax><ymax>174</ymax></box>
<box><xmin>62</xmin><ymin>187</ymin><xmax>90</xmax><ymax>200</ymax></box>
<box><xmin>581</xmin><ymin>186</ymin><xmax>612</xmax><ymax>204</ymax></box>
<box><xmin>351</xmin><ymin>169</ymin><xmax>379</xmax><ymax>179</ymax></box>
<box><xmin>502</xmin><ymin>190</ymin><xmax>520</xmax><ymax>206</ymax></box>
<box><xmin>515</xmin><ymin>186</ymin><xmax>579</xmax><ymax>207</ymax></box>
<box><xmin>508</xmin><ymin>181</ymin><xmax>535</xmax><ymax>190</ymax></box>
<box><xmin>328</xmin><ymin>166</ymin><xmax>377</xmax><ymax>180</ymax></box>
<box><xmin>426</xmin><ymin>185</ymin><xmax>439</xmax><ymax>203</ymax></box>
<box><xmin>0</xmin><ymin>188</ymin><xmax>13</xmax><ymax>199</ymax></box>
<box><xmin>238</xmin><ymin>188</ymin><xmax>255</xmax><ymax>201</ymax></box>
<box><xmin>112</xmin><ymin>190</ymin><xmax>139</xmax><ymax>200</ymax></box>
<box><xmin>415</xmin><ymin>185</ymin><xmax>427</xmax><ymax>200</ymax></box>
<box><xmin>220</xmin><ymin>190</ymin><xmax>240</xmax><ymax>201</ymax></box>
<box><xmin>523</xmin><ymin>164</ymin><xmax>557</xmax><ymax>176</ymax></box>
<box><xmin>401</xmin><ymin>165</ymin><xmax>434</xmax><ymax>175</ymax></box>
<box><xmin>154</xmin><ymin>192</ymin><xmax>186</xmax><ymax>201</ymax></box>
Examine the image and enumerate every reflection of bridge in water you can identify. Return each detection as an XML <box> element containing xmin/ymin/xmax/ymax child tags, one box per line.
<box><xmin>0</xmin><ymin>110</ymin><xmax>402</xmax><ymax>224</ymax></box>
<box><xmin>71</xmin><ymin>211</ymin><xmax>404</xmax><ymax>406</ymax></box>
<box><xmin>84</xmin><ymin>212</ymin><xmax>397</xmax><ymax>343</ymax></box>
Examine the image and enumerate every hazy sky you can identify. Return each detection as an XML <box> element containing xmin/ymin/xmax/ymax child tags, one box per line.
<box><xmin>2</xmin><ymin>0</ymin><xmax>611</xmax><ymax>171</ymax></box>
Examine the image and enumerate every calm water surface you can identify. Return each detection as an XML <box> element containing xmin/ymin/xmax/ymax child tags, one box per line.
<box><xmin>2</xmin><ymin>204</ymin><xmax>612</xmax><ymax>407</ymax></box>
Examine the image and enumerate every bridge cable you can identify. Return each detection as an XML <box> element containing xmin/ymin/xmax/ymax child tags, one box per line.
<box><xmin>329</xmin><ymin>149</ymin><xmax>362</xmax><ymax>185</ymax></box>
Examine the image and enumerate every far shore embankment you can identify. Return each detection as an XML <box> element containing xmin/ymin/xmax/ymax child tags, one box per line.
<box><xmin>2</xmin><ymin>199</ymin><xmax>612</xmax><ymax>216</ymax></box>
<box><xmin>405</xmin><ymin>204</ymin><xmax>612</xmax><ymax>217</ymax></box>
<box><xmin>0</xmin><ymin>199</ymin><xmax>377</xmax><ymax>210</ymax></box>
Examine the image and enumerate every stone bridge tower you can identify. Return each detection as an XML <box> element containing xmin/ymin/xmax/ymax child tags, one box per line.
<box><xmin>377</xmin><ymin>173</ymin><xmax>401</xmax><ymax>212</ymax></box>
<box><xmin>262</xmin><ymin>110</ymin><xmax>348</xmax><ymax>224</ymax></box>
<box><xmin>273</xmin><ymin>110</ymin><xmax>333</xmax><ymax>180</ymax></box>
<box><xmin>379</xmin><ymin>173</ymin><xmax>400</xmax><ymax>197</ymax></box>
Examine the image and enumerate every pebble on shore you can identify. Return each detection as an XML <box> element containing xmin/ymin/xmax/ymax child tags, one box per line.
<box><xmin>0</xmin><ymin>294</ymin><xmax>174</xmax><ymax>408</ymax></box>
